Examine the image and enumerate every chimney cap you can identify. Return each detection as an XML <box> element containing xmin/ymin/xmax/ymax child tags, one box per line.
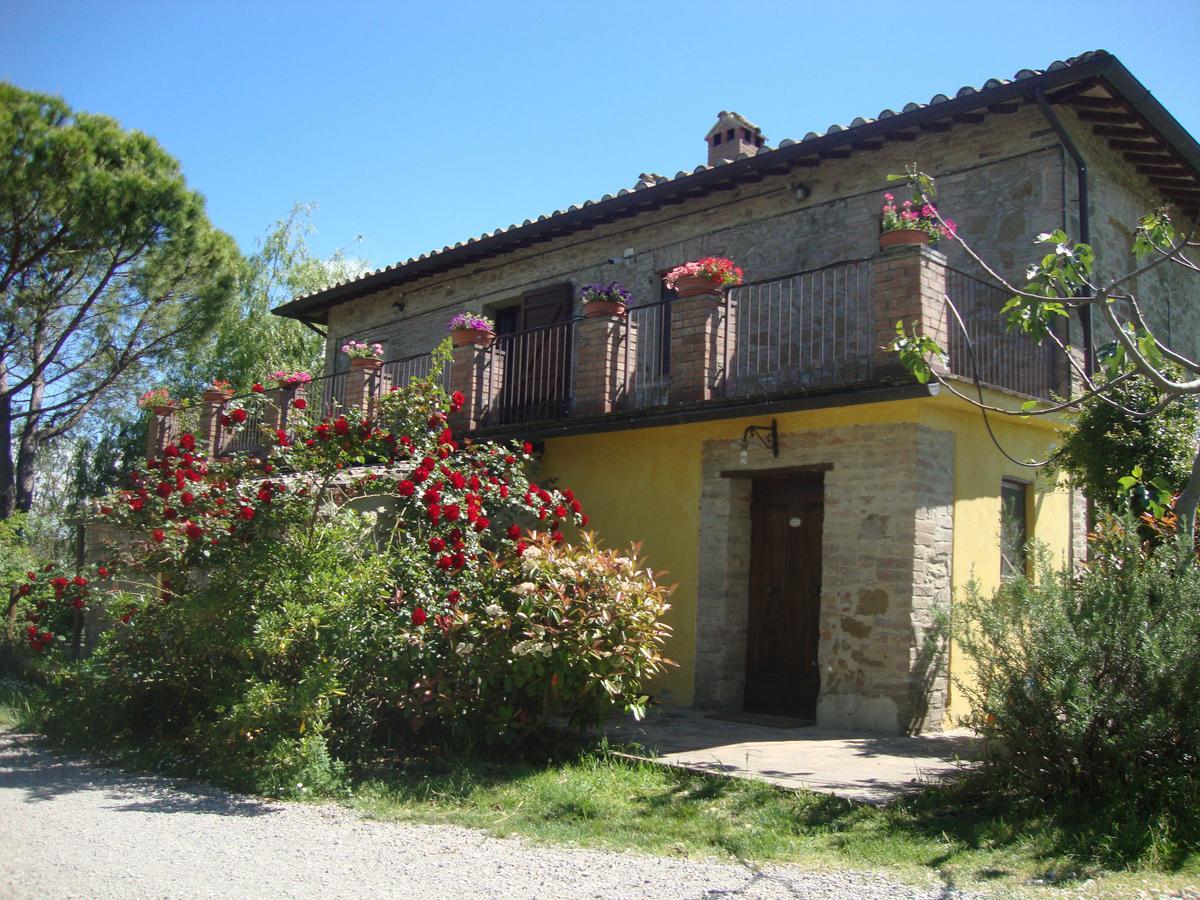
<box><xmin>704</xmin><ymin>110</ymin><xmax>765</xmax><ymax>141</ymax></box>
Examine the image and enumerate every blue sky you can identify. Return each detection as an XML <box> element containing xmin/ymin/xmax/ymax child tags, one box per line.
<box><xmin>4</xmin><ymin>0</ymin><xmax>1198</xmax><ymax>269</ymax></box>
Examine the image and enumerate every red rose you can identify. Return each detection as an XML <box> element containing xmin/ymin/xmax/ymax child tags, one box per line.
<box><xmin>552</xmin><ymin>531</ymin><xmax>564</xmax><ymax>544</ymax></box>
<box><xmin>185</xmin><ymin>522</ymin><xmax>203</xmax><ymax>541</ymax></box>
<box><xmin>17</xmin><ymin>584</ymin><xmax>30</xmax><ymax>596</ymax></box>
<box><xmin>450</xmin><ymin>471</ymin><xmax>466</xmax><ymax>489</ymax></box>
<box><xmin>447</xmin><ymin>590</ymin><xmax>461</xmax><ymax>606</ymax></box>
<box><xmin>100</xmin><ymin>506</ymin><xmax>113</xmax><ymax>515</ymax></box>
<box><xmin>411</xmin><ymin>607</ymin><xmax>427</xmax><ymax>626</ymax></box>
<box><xmin>293</xmin><ymin>397</ymin><xmax>308</xmax><ymax>410</ymax></box>
<box><xmin>507</xmin><ymin>524</ymin><xmax>521</xmax><ymax>540</ymax></box>
<box><xmin>152</xmin><ymin>528</ymin><xmax>165</xmax><ymax>543</ymax></box>
<box><xmin>436</xmin><ymin>555</ymin><xmax>453</xmax><ymax>571</ymax></box>
<box><xmin>499</xmin><ymin>485</ymin><xmax>509</xmax><ymax>499</ymax></box>
<box><xmin>397</xmin><ymin>480</ymin><xmax>415</xmax><ymax>496</ymax></box>
<box><xmin>554</xmin><ymin>505</ymin><xmax>567</xmax><ymax>519</ymax></box>
<box><xmin>523</xmin><ymin>441</ymin><xmax>533</xmax><ymax>454</ymax></box>
<box><xmin>73</xmin><ymin>575</ymin><xmax>88</xmax><ymax>587</ymax></box>
<box><xmin>257</xmin><ymin>488</ymin><xmax>272</xmax><ymax>503</ymax></box>
<box><xmin>427</xmin><ymin>503</ymin><xmax>441</xmax><ymax>524</ymax></box>
<box><xmin>334</xmin><ymin>417</ymin><xmax>349</xmax><ymax>435</ymax></box>
<box><xmin>473</xmin><ymin>517</ymin><xmax>489</xmax><ymax>532</ymax></box>
<box><xmin>180</xmin><ymin>491</ymin><xmax>195</xmax><ymax>506</ymax></box>
<box><xmin>580</xmin><ymin>514</ymin><xmax>589</xmax><ymax>526</ymax></box>
<box><xmin>238</xmin><ymin>506</ymin><xmax>255</xmax><ymax>521</ymax></box>
<box><xmin>156</xmin><ymin>482</ymin><xmax>173</xmax><ymax>498</ymax></box>
<box><xmin>429</xmin><ymin>536</ymin><xmax>446</xmax><ymax>553</ymax></box>
<box><xmin>98</xmin><ymin>567</ymin><xmax>110</xmax><ymax>579</ymax></box>
<box><xmin>163</xmin><ymin>507</ymin><xmax>178</xmax><ymax>520</ymax></box>
<box><xmin>180</xmin><ymin>433</ymin><xmax>196</xmax><ymax>451</ymax></box>
<box><xmin>164</xmin><ymin>444</ymin><xmax>180</xmax><ymax>458</ymax></box>
<box><xmin>443</xmin><ymin>504</ymin><xmax>460</xmax><ymax>521</ymax></box>
<box><xmin>231</xmin><ymin>408</ymin><xmax>248</xmax><ymax>424</ymax></box>
<box><xmin>252</xmin><ymin>383</ymin><xmax>265</xmax><ymax>393</ymax></box>
<box><xmin>449</xmin><ymin>390</ymin><xmax>465</xmax><ymax>412</ymax></box>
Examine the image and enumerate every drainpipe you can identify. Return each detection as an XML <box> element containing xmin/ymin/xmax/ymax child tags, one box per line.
<box><xmin>1034</xmin><ymin>88</ymin><xmax>1094</xmax><ymax>376</ymax></box>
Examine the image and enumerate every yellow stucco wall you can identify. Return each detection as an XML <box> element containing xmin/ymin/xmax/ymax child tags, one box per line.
<box><xmin>538</xmin><ymin>389</ymin><xmax>1073</xmax><ymax>721</ymax></box>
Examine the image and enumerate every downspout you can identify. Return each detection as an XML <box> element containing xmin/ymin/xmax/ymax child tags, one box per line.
<box><xmin>1034</xmin><ymin>88</ymin><xmax>1094</xmax><ymax>376</ymax></box>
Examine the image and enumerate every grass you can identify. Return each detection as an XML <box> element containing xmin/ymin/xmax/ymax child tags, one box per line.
<box><xmin>344</xmin><ymin>741</ymin><xmax>1199</xmax><ymax>897</ymax></box>
<box><xmin>0</xmin><ymin>675</ymin><xmax>39</xmax><ymax>730</ymax></box>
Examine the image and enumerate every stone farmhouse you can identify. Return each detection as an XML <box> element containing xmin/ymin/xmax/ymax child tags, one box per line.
<box><xmin>271</xmin><ymin>51</ymin><xmax>1200</xmax><ymax>734</ymax></box>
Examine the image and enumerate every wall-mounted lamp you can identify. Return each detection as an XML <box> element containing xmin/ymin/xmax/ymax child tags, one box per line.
<box><xmin>391</xmin><ymin>301</ymin><xmax>406</xmax><ymax>316</ymax></box>
<box><xmin>793</xmin><ymin>183</ymin><xmax>811</xmax><ymax>201</ymax></box>
<box><xmin>739</xmin><ymin>419</ymin><xmax>779</xmax><ymax>465</ymax></box>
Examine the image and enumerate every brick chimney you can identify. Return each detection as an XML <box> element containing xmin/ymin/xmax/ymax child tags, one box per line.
<box><xmin>705</xmin><ymin>111</ymin><xmax>766</xmax><ymax>166</ymax></box>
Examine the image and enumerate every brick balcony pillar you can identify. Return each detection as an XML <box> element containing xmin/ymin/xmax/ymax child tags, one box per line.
<box><xmin>345</xmin><ymin>358</ymin><xmax>383</xmax><ymax>419</ymax></box>
<box><xmin>448</xmin><ymin>342</ymin><xmax>505</xmax><ymax>433</ymax></box>
<box><xmin>197</xmin><ymin>390</ymin><xmax>228</xmax><ymax>456</ymax></box>
<box><xmin>263</xmin><ymin>386</ymin><xmax>297</xmax><ymax>436</ymax></box>
<box><xmin>668</xmin><ymin>291</ymin><xmax>734</xmax><ymax>403</ymax></box>
<box><xmin>574</xmin><ymin>313</ymin><xmax>636</xmax><ymax>415</ymax></box>
<box><xmin>144</xmin><ymin>406</ymin><xmax>178</xmax><ymax>463</ymax></box>
<box><xmin>871</xmin><ymin>245</ymin><xmax>949</xmax><ymax>379</ymax></box>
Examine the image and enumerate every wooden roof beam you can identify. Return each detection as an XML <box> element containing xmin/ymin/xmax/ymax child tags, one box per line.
<box><xmin>1125</xmin><ymin>150</ymin><xmax>1179</xmax><ymax>165</ymax></box>
<box><xmin>1068</xmin><ymin>94</ymin><xmax>1125</xmax><ymax>109</ymax></box>
<box><xmin>1076</xmin><ymin>109</ymin><xmax>1137</xmax><ymax>124</ymax></box>
<box><xmin>1094</xmin><ymin>124</ymin><xmax>1153</xmax><ymax>138</ymax></box>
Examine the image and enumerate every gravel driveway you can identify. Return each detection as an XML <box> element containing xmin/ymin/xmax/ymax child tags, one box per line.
<box><xmin>0</xmin><ymin>731</ymin><xmax>961</xmax><ymax>899</ymax></box>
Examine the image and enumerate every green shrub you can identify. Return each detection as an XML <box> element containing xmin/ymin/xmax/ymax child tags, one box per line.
<box><xmin>1050</xmin><ymin>368</ymin><xmax>1198</xmax><ymax>513</ymax></box>
<box><xmin>955</xmin><ymin>516</ymin><xmax>1200</xmax><ymax>854</ymax></box>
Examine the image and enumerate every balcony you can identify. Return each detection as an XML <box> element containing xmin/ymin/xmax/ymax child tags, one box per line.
<box><xmin>450</xmin><ymin>248</ymin><xmax>1061</xmax><ymax>436</ymax></box>
<box><xmin>144</xmin><ymin>246</ymin><xmax>1062</xmax><ymax>460</ymax></box>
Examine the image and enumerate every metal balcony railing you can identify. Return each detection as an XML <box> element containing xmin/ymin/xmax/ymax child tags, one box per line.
<box><xmin>944</xmin><ymin>268</ymin><xmax>1059</xmax><ymax>399</ymax></box>
<box><xmin>721</xmin><ymin>259</ymin><xmax>875</xmax><ymax>398</ymax></box>
<box><xmin>623</xmin><ymin>299</ymin><xmax>671</xmax><ymax>410</ymax></box>
<box><xmin>479</xmin><ymin>319</ymin><xmax>575</xmax><ymax>427</ymax></box>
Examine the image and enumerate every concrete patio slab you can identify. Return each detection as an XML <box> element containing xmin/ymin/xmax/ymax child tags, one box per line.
<box><xmin>602</xmin><ymin>706</ymin><xmax>979</xmax><ymax>805</ymax></box>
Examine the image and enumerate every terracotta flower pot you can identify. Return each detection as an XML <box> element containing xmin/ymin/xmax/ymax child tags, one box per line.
<box><xmin>349</xmin><ymin>356</ymin><xmax>383</xmax><ymax>369</ymax></box>
<box><xmin>201</xmin><ymin>389</ymin><xmax>231</xmax><ymax>403</ymax></box>
<box><xmin>451</xmin><ymin>328</ymin><xmax>496</xmax><ymax>348</ymax></box>
<box><xmin>879</xmin><ymin>228</ymin><xmax>931</xmax><ymax>250</ymax></box>
<box><xmin>670</xmin><ymin>273</ymin><xmax>725</xmax><ymax>298</ymax></box>
<box><xmin>152</xmin><ymin>404</ymin><xmax>175</xmax><ymax>417</ymax></box>
<box><xmin>584</xmin><ymin>300</ymin><xmax>627</xmax><ymax>318</ymax></box>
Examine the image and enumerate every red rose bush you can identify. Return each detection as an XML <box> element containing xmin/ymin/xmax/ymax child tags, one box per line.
<box><xmin>31</xmin><ymin>360</ymin><xmax>672</xmax><ymax>793</ymax></box>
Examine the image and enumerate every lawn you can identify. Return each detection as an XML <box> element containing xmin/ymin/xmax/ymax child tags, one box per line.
<box><xmin>1</xmin><ymin>677</ymin><xmax>1195</xmax><ymax>897</ymax></box>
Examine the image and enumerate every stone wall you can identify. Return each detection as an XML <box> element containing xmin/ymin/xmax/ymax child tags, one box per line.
<box><xmin>693</xmin><ymin>421</ymin><xmax>955</xmax><ymax>734</ymax></box>
<box><xmin>324</xmin><ymin>108</ymin><xmax>1067</xmax><ymax>367</ymax></box>
<box><xmin>1057</xmin><ymin>107</ymin><xmax>1200</xmax><ymax>362</ymax></box>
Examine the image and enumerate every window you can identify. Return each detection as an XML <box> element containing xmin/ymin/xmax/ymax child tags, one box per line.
<box><xmin>1000</xmin><ymin>478</ymin><xmax>1030</xmax><ymax>580</ymax></box>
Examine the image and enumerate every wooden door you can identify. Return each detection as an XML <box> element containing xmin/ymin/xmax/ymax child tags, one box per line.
<box><xmin>744</xmin><ymin>476</ymin><xmax>824</xmax><ymax>717</ymax></box>
<box><xmin>499</xmin><ymin>284</ymin><xmax>572</xmax><ymax>423</ymax></box>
